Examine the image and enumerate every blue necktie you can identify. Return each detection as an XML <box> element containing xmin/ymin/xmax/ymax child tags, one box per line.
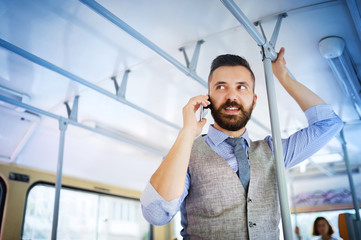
<box><xmin>226</xmin><ymin>137</ymin><xmax>250</xmax><ymax>191</ymax></box>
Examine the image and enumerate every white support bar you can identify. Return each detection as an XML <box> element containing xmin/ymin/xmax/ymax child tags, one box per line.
<box><xmin>79</xmin><ymin>0</ymin><xmax>207</xmax><ymax>87</ymax></box>
<box><xmin>0</xmin><ymin>94</ymin><xmax>166</xmax><ymax>156</ymax></box>
<box><xmin>263</xmin><ymin>57</ymin><xmax>293</xmax><ymax>239</ymax></box>
<box><xmin>220</xmin><ymin>0</ymin><xmax>266</xmax><ymax>46</ymax></box>
<box><xmin>289</xmin><ymin>171</ymin><xmax>298</xmax><ymax>227</ymax></box>
<box><xmin>0</xmin><ymin>84</ymin><xmax>31</xmax><ymax>101</ymax></box>
<box><xmin>345</xmin><ymin>0</ymin><xmax>361</xmax><ymax>43</ymax></box>
<box><xmin>339</xmin><ymin>130</ymin><xmax>361</xmax><ymax>221</ymax></box>
<box><xmin>51</xmin><ymin>118</ymin><xmax>68</xmax><ymax>240</ymax></box>
<box><xmin>0</xmin><ymin>38</ymin><xmax>181</xmax><ymax>130</ymax></box>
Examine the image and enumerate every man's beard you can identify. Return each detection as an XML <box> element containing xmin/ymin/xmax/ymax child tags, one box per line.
<box><xmin>210</xmin><ymin>98</ymin><xmax>254</xmax><ymax>131</ymax></box>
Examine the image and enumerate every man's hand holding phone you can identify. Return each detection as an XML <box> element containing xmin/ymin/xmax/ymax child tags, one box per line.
<box><xmin>182</xmin><ymin>95</ymin><xmax>210</xmax><ymax>137</ymax></box>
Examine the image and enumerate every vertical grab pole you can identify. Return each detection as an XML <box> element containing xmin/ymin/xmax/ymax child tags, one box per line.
<box><xmin>289</xmin><ymin>172</ymin><xmax>298</xmax><ymax>227</ymax></box>
<box><xmin>340</xmin><ymin>130</ymin><xmax>361</xmax><ymax>221</ymax></box>
<box><xmin>51</xmin><ymin>118</ymin><xmax>68</xmax><ymax>240</ymax></box>
<box><xmin>263</xmin><ymin>57</ymin><xmax>294</xmax><ymax>239</ymax></box>
<box><xmin>290</xmin><ymin>171</ymin><xmax>300</xmax><ymax>240</ymax></box>
<box><xmin>220</xmin><ymin>1</ymin><xmax>293</xmax><ymax>238</ymax></box>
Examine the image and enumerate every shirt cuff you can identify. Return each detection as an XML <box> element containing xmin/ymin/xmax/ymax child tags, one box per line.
<box><xmin>141</xmin><ymin>181</ymin><xmax>180</xmax><ymax>212</ymax></box>
<box><xmin>304</xmin><ymin>104</ymin><xmax>338</xmax><ymax>125</ymax></box>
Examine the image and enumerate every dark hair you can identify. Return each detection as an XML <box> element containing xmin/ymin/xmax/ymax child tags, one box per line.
<box><xmin>312</xmin><ymin>217</ymin><xmax>334</xmax><ymax>236</ymax></box>
<box><xmin>208</xmin><ymin>54</ymin><xmax>255</xmax><ymax>89</ymax></box>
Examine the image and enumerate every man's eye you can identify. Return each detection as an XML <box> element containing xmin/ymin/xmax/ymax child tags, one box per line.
<box><xmin>239</xmin><ymin>85</ymin><xmax>246</xmax><ymax>90</ymax></box>
<box><xmin>216</xmin><ymin>85</ymin><xmax>225</xmax><ymax>90</ymax></box>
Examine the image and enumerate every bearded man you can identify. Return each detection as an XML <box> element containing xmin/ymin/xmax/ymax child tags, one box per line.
<box><xmin>140</xmin><ymin>48</ymin><xmax>343</xmax><ymax>239</ymax></box>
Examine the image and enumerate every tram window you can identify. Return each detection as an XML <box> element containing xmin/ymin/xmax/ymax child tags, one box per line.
<box><xmin>173</xmin><ymin>211</ymin><xmax>182</xmax><ymax>239</ymax></box>
<box><xmin>22</xmin><ymin>183</ymin><xmax>150</xmax><ymax>240</ymax></box>
<box><xmin>291</xmin><ymin>209</ymin><xmax>361</xmax><ymax>240</ymax></box>
<box><xmin>0</xmin><ymin>177</ymin><xmax>6</xmax><ymax>231</ymax></box>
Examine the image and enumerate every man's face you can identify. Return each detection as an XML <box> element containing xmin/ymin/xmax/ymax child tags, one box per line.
<box><xmin>208</xmin><ymin>65</ymin><xmax>257</xmax><ymax>132</ymax></box>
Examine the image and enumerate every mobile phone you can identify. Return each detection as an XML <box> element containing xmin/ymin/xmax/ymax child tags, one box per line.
<box><xmin>199</xmin><ymin>105</ymin><xmax>209</xmax><ymax>121</ymax></box>
<box><xmin>199</xmin><ymin>100</ymin><xmax>211</xmax><ymax>121</ymax></box>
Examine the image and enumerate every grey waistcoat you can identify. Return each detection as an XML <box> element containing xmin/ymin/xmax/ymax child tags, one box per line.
<box><xmin>185</xmin><ymin>136</ymin><xmax>280</xmax><ymax>240</ymax></box>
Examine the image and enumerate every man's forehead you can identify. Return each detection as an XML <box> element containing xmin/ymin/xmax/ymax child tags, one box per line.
<box><xmin>209</xmin><ymin>65</ymin><xmax>254</xmax><ymax>86</ymax></box>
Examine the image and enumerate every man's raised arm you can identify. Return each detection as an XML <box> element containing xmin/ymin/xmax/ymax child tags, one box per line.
<box><xmin>272</xmin><ymin>47</ymin><xmax>326</xmax><ymax>111</ymax></box>
<box><xmin>269</xmin><ymin>47</ymin><xmax>343</xmax><ymax>169</ymax></box>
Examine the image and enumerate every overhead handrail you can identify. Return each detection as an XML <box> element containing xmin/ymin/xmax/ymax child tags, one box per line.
<box><xmin>65</xmin><ymin>0</ymin><xmax>270</xmax><ymax>133</ymax></box>
<box><xmin>0</xmin><ymin>94</ymin><xmax>166</xmax><ymax>156</ymax></box>
<box><xmin>79</xmin><ymin>0</ymin><xmax>208</xmax><ymax>88</ymax></box>
<box><xmin>345</xmin><ymin>0</ymin><xmax>361</xmax><ymax>43</ymax></box>
<box><xmin>0</xmin><ymin>39</ymin><xmax>181</xmax><ymax>130</ymax></box>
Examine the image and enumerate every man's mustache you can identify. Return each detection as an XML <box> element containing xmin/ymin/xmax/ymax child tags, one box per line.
<box><xmin>220</xmin><ymin>99</ymin><xmax>243</xmax><ymax>110</ymax></box>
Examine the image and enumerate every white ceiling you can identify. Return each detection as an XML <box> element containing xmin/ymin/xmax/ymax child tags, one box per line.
<box><xmin>0</xmin><ymin>0</ymin><xmax>360</xmax><ymax>192</ymax></box>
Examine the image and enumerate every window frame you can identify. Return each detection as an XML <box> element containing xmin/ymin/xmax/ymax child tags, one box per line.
<box><xmin>21</xmin><ymin>181</ymin><xmax>151</xmax><ymax>239</ymax></box>
<box><xmin>0</xmin><ymin>176</ymin><xmax>6</xmax><ymax>233</ymax></box>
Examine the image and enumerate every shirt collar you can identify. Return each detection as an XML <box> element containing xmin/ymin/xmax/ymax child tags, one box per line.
<box><xmin>207</xmin><ymin>124</ymin><xmax>251</xmax><ymax>147</ymax></box>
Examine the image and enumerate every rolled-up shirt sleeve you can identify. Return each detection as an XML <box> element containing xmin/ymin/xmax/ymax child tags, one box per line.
<box><xmin>140</xmin><ymin>173</ymin><xmax>190</xmax><ymax>225</ymax></box>
<box><xmin>265</xmin><ymin>104</ymin><xmax>343</xmax><ymax>169</ymax></box>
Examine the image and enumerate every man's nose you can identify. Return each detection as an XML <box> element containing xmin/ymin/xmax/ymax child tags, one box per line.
<box><xmin>225</xmin><ymin>88</ymin><xmax>238</xmax><ymax>101</ymax></box>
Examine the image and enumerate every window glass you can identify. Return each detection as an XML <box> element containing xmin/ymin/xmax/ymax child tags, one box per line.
<box><xmin>22</xmin><ymin>184</ymin><xmax>150</xmax><ymax>240</ymax></box>
<box><xmin>173</xmin><ymin>211</ymin><xmax>182</xmax><ymax>239</ymax></box>
<box><xmin>97</xmin><ymin>195</ymin><xmax>149</xmax><ymax>240</ymax></box>
<box><xmin>291</xmin><ymin>209</ymin><xmax>361</xmax><ymax>240</ymax></box>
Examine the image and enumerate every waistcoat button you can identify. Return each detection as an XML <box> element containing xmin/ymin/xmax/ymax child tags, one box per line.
<box><xmin>249</xmin><ymin>221</ymin><xmax>256</xmax><ymax>227</ymax></box>
<box><xmin>247</xmin><ymin>197</ymin><xmax>252</xmax><ymax>203</ymax></box>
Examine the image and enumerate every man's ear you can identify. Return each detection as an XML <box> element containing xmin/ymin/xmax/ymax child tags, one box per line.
<box><xmin>252</xmin><ymin>94</ymin><xmax>258</xmax><ymax>109</ymax></box>
<box><xmin>207</xmin><ymin>93</ymin><xmax>213</xmax><ymax>109</ymax></box>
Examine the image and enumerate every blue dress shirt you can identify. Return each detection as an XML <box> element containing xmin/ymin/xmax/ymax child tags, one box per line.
<box><xmin>140</xmin><ymin>104</ymin><xmax>343</xmax><ymax>236</ymax></box>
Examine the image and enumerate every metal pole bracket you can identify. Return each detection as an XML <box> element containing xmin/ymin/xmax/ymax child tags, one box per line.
<box><xmin>179</xmin><ymin>40</ymin><xmax>205</xmax><ymax>74</ymax></box>
<box><xmin>110</xmin><ymin>76</ymin><xmax>119</xmax><ymax>95</ymax></box>
<box><xmin>118</xmin><ymin>69</ymin><xmax>130</xmax><ymax>99</ymax></box>
<box><xmin>261</xmin><ymin>42</ymin><xmax>278</xmax><ymax>61</ymax></box>
<box><xmin>64</xmin><ymin>95</ymin><xmax>79</xmax><ymax>122</ymax></box>
<box><xmin>270</xmin><ymin>13</ymin><xmax>288</xmax><ymax>49</ymax></box>
<box><xmin>178</xmin><ymin>47</ymin><xmax>190</xmax><ymax>69</ymax></box>
<box><xmin>58</xmin><ymin>117</ymin><xmax>69</xmax><ymax>132</ymax></box>
<box><xmin>259</xmin><ymin>13</ymin><xmax>288</xmax><ymax>62</ymax></box>
<box><xmin>111</xmin><ymin>69</ymin><xmax>131</xmax><ymax>99</ymax></box>
<box><xmin>254</xmin><ymin>21</ymin><xmax>267</xmax><ymax>43</ymax></box>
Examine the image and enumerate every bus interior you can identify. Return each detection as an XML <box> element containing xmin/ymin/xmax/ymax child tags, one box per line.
<box><xmin>0</xmin><ymin>0</ymin><xmax>361</xmax><ymax>239</ymax></box>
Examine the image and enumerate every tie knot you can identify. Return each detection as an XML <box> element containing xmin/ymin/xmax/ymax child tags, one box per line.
<box><xmin>225</xmin><ymin>137</ymin><xmax>245</xmax><ymax>148</ymax></box>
